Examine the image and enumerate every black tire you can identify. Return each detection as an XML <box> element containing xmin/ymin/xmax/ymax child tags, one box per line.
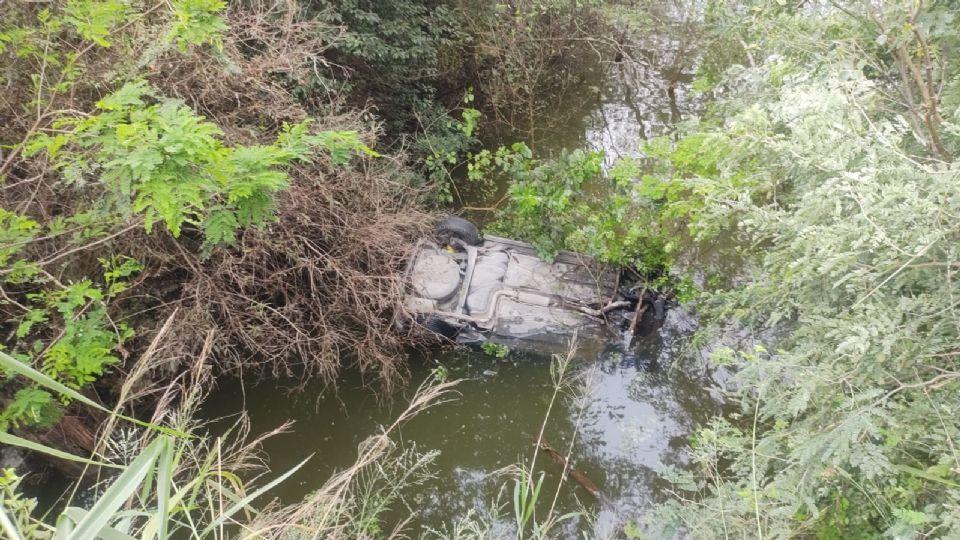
<box><xmin>422</xmin><ymin>317</ymin><xmax>460</xmax><ymax>339</ymax></box>
<box><xmin>437</xmin><ymin>216</ymin><xmax>481</xmax><ymax>246</ymax></box>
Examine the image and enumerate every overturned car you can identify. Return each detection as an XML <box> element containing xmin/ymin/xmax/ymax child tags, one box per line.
<box><xmin>402</xmin><ymin>217</ymin><xmax>664</xmax><ymax>355</ymax></box>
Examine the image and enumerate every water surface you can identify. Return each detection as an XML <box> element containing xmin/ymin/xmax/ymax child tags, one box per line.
<box><xmin>201</xmin><ymin>307</ymin><xmax>729</xmax><ymax>535</ymax></box>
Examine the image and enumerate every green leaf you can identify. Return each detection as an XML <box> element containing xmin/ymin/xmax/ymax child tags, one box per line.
<box><xmin>0</xmin><ymin>351</ymin><xmax>188</xmax><ymax>438</ymax></box>
<box><xmin>95</xmin><ymin>81</ymin><xmax>150</xmax><ymax>111</ymax></box>
<box><xmin>893</xmin><ymin>508</ymin><xmax>929</xmax><ymax>526</ymax></box>
<box><xmin>0</xmin><ymin>506</ymin><xmax>25</xmax><ymax>540</ymax></box>
<box><xmin>154</xmin><ymin>437</ymin><xmax>173</xmax><ymax>540</ymax></box>
<box><xmin>0</xmin><ymin>431</ymin><xmax>119</xmax><ymax>469</ymax></box>
<box><xmin>61</xmin><ymin>509</ymin><xmax>136</xmax><ymax>540</ymax></box>
<box><xmin>201</xmin><ymin>209</ymin><xmax>239</xmax><ymax>247</ymax></box>
<box><xmin>64</xmin><ymin>0</ymin><xmax>129</xmax><ymax>48</ymax></box>
<box><xmin>198</xmin><ymin>454</ymin><xmax>313</xmax><ymax>537</ymax></box>
<box><xmin>896</xmin><ymin>464</ymin><xmax>960</xmax><ymax>488</ymax></box>
<box><xmin>68</xmin><ymin>438</ymin><xmax>167</xmax><ymax>540</ymax></box>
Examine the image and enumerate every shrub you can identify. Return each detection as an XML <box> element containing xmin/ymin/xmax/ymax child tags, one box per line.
<box><xmin>647</xmin><ymin>1</ymin><xmax>960</xmax><ymax>536</ymax></box>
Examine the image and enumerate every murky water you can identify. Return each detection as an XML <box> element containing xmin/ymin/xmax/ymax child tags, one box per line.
<box><xmin>201</xmin><ymin>309</ymin><xmax>728</xmax><ymax>536</ymax></box>
<box><xmin>199</xmin><ymin>13</ymin><xmax>721</xmax><ymax>537</ymax></box>
<box><xmin>477</xmin><ymin>36</ymin><xmax>703</xmax><ymax>165</ymax></box>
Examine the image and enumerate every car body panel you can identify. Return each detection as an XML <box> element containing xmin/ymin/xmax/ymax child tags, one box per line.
<box><xmin>405</xmin><ymin>234</ymin><xmax>622</xmax><ymax>355</ymax></box>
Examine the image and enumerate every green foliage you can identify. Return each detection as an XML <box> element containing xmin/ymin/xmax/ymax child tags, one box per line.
<box><xmin>29</xmin><ymin>81</ymin><xmax>373</xmax><ymax>250</ymax></box>
<box><xmin>2</xmin><ymin>259</ymin><xmax>141</xmax><ymax>431</ymax></box>
<box><xmin>64</xmin><ymin>0</ymin><xmax>129</xmax><ymax>48</ymax></box>
<box><xmin>480</xmin><ymin>341</ymin><xmax>509</xmax><ymax>359</ymax></box>
<box><xmin>415</xmin><ymin>92</ymin><xmax>482</xmax><ymax>204</ymax></box>
<box><xmin>642</xmin><ymin>129</ymin><xmax>753</xmax><ymax>242</ymax></box>
<box><xmin>1</xmin><ymin>0</ymin><xmax>381</xmax><ymax>437</ymax></box>
<box><xmin>38</xmin><ymin>279</ymin><xmax>133</xmax><ymax>389</ymax></box>
<box><xmin>648</xmin><ymin>1</ymin><xmax>960</xmax><ymax>537</ymax></box>
<box><xmin>0</xmin><ymin>469</ymin><xmax>49</xmax><ymax>540</ymax></box>
<box><xmin>513</xmin><ymin>471</ymin><xmax>545</xmax><ymax>537</ymax></box>
<box><xmin>318</xmin><ymin>0</ymin><xmax>466</xmax><ymax>128</ymax></box>
<box><xmin>0</xmin><ymin>210</ymin><xmax>39</xmax><ymax>268</ymax></box>
<box><xmin>486</xmin><ymin>145</ymin><xmax>670</xmax><ymax>276</ymax></box>
<box><xmin>429</xmin><ymin>363</ymin><xmax>449</xmax><ymax>382</ymax></box>
<box><xmin>58</xmin><ymin>0</ymin><xmax>228</xmax><ymax>53</ymax></box>
<box><xmin>623</xmin><ymin>520</ymin><xmax>643</xmax><ymax>538</ymax></box>
<box><xmin>333</xmin><ymin>0</ymin><xmax>459</xmax><ymax>67</ymax></box>
<box><xmin>165</xmin><ymin>0</ymin><xmax>228</xmax><ymax>52</ymax></box>
<box><xmin>100</xmin><ymin>255</ymin><xmax>143</xmax><ymax>297</ymax></box>
<box><xmin>487</xmin><ymin>146</ymin><xmax>601</xmax><ymax>259</ymax></box>
<box><xmin>0</xmin><ymin>388</ymin><xmax>60</xmax><ymax>431</ymax></box>
<box><xmin>4</xmin><ymin>78</ymin><xmax>374</xmax><ymax>427</ymax></box>
<box><xmin>0</xmin><ymin>0</ymin><xmax>227</xmax><ymax>119</ymax></box>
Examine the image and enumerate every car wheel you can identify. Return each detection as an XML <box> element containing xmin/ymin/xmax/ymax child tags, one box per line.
<box><xmin>437</xmin><ymin>216</ymin><xmax>481</xmax><ymax>246</ymax></box>
<box><xmin>422</xmin><ymin>317</ymin><xmax>460</xmax><ymax>339</ymax></box>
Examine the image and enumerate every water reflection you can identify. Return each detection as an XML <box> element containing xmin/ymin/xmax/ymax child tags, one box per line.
<box><xmin>484</xmin><ymin>25</ymin><xmax>705</xmax><ymax>168</ymax></box>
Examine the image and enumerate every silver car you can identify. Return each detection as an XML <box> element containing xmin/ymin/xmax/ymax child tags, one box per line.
<box><xmin>403</xmin><ymin>217</ymin><xmax>643</xmax><ymax>355</ymax></box>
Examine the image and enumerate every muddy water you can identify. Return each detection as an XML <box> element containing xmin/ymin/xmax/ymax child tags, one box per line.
<box><xmin>201</xmin><ymin>14</ymin><xmax>720</xmax><ymax>537</ymax></box>
<box><xmin>477</xmin><ymin>34</ymin><xmax>702</xmax><ymax>165</ymax></box>
<box><xmin>201</xmin><ymin>311</ymin><xmax>727</xmax><ymax>535</ymax></box>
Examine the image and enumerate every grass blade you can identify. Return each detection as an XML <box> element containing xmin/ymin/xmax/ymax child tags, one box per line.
<box><xmin>514</xmin><ymin>476</ymin><xmax>524</xmax><ymax>535</ymax></box>
<box><xmin>896</xmin><ymin>464</ymin><xmax>960</xmax><ymax>488</ymax></box>
<box><xmin>70</xmin><ymin>438</ymin><xmax>166</xmax><ymax>540</ymax></box>
<box><xmin>0</xmin><ymin>431</ymin><xmax>120</xmax><ymax>469</ymax></box>
<box><xmin>62</xmin><ymin>509</ymin><xmax>137</xmax><ymax>540</ymax></box>
<box><xmin>0</xmin><ymin>505</ymin><xmax>25</xmax><ymax>540</ymax></box>
<box><xmin>155</xmin><ymin>434</ymin><xmax>174</xmax><ymax>540</ymax></box>
<box><xmin>199</xmin><ymin>454</ymin><xmax>313</xmax><ymax>537</ymax></box>
<box><xmin>141</xmin><ymin>471</ymin><xmax>207</xmax><ymax>539</ymax></box>
<box><xmin>54</xmin><ymin>514</ymin><xmax>74</xmax><ymax>540</ymax></box>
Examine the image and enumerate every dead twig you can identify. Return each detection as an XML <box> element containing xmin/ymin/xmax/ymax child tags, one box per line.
<box><xmin>629</xmin><ymin>286</ymin><xmax>649</xmax><ymax>335</ymax></box>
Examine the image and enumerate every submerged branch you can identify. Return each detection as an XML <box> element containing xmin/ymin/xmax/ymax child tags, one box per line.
<box><xmin>535</xmin><ymin>436</ymin><xmax>601</xmax><ymax>499</ymax></box>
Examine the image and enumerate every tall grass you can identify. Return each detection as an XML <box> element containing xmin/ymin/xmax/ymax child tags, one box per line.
<box><xmin>3</xmin><ymin>334</ymin><xmax>599</xmax><ymax>539</ymax></box>
<box><xmin>250</xmin><ymin>377</ymin><xmax>458</xmax><ymax>539</ymax></box>
<box><xmin>0</xmin><ymin>322</ymin><xmax>460</xmax><ymax>539</ymax></box>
